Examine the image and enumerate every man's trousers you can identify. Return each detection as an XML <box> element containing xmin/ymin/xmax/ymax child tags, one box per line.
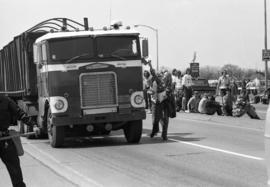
<box><xmin>0</xmin><ymin>139</ymin><xmax>26</xmax><ymax>187</ymax></box>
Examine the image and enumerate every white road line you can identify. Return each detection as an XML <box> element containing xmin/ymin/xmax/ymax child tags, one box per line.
<box><xmin>108</xmin><ymin>133</ymin><xmax>264</xmax><ymax>161</ymax></box>
<box><xmin>180</xmin><ymin>117</ymin><xmax>264</xmax><ymax>132</ymax></box>
<box><xmin>169</xmin><ymin>138</ymin><xmax>264</xmax><ymax>161</ymax></box>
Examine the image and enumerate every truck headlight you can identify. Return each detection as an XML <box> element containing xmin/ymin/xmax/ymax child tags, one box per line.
<box><xmin>130</xmin><ymin>91</ymin><xmax>145</xmax><ymax>108</ymax></box>
<box><xmin>49</xmin><ymin>96</ymin><xmax>68</xmax><ymax>113</ymax></box>
<box><xmin>55</xmin><ymin>100</ymin><xmax>65</xmax><ymax>110</ymax></box>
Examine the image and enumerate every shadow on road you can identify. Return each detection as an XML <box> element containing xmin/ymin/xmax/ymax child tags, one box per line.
<box><xmin>47</xmin><ymin>129</ymin><xmax>204</xmax><ymax>149</ymax></box>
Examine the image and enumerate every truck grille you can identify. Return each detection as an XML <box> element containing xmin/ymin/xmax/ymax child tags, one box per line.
<box><xmin>80</xmin><ymin>72</ymin><xmax>117</xmax><ymax>108</ymax></box>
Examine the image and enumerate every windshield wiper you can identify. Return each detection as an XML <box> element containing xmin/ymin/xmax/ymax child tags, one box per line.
<box><xmin>64</xmin><ymin>53</ymin><xmax>90</xmax><ymax>64</ymax></box>
<box><xmin>110</xmin><ymin>54</ymin><xmax>126</xmax><ymax>60</ymax></box>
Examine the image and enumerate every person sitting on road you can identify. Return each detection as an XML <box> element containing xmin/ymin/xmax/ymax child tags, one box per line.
<box><xmin>198</xmin><ymin>93</ymin><xmax>209</xmax><ymax>114</ymax></box>
<box><xmin>232</xmin><ymin>95</ymin><xmax>260</xmax><ymax>119</ymax></box>
<box><xmin>222</xmin><ymin>89</ymin><xmax>233</xmax><ymax>116</ymax></box>
<box><xmin>205</xmin><ymin>95</ymin><xmax>223</xmax><ymax>115</ymax></box>
<box><xmin>186</xmin><ymin>91</ymin><xmax>201</xmax><ymax>113</ymax></box>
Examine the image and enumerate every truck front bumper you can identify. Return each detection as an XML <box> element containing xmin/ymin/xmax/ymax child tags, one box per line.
<box><xmin>52</xmin><ymin>110</ymin><xmax>146</xmax><ymax>126</ymax></box>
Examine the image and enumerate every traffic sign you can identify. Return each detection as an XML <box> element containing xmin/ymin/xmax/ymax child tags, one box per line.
<box><xmin>190</xmin><ymin>62</ymin><xmax>199</xmax><ymax>78</ymax></box>
<box><xmin>262</xmin><ymin>49</ymin><xmax>270</xmax><ymax>61</ymax></box>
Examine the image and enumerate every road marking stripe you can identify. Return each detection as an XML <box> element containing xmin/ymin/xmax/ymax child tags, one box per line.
<box><xmin>169</xmin><ymin>138</ymin><xmax>264</xmax><ymax>161</ymax></box>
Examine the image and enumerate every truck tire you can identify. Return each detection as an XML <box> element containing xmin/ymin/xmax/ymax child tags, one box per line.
<box><xmin>123</xmin><ymin>120</ymin><xmax>142</xmax><ymax>143</ymax></box>
<box><xmin>46</xmin><ymin>108</ymin><xmax>65</xmax><ymax>148</ymax></box>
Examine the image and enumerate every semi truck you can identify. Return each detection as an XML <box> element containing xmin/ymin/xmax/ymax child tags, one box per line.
<box><xmin>0</xmin><ymin>18</ymin><xmax>147</xmax><ymax>147</ymax></box>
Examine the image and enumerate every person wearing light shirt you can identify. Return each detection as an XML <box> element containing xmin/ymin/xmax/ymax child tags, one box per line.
<box><xmin>171</xmin><ymin>69</ymin><xmax>178</xmax><ymax>87</ymax></box>
<box><xmin>186</xmin><ymin>91</ymin><xmax>200</xmax><ymax>113</ymax></box>
<box><xmin>198</xmin><ymin>94</ymin><xmax>208</xmax><ymax>114</ymax></box>
<box><xmin>181</xmin><ymin>68</ymin><xmax>193</xmax><ymax>111</ymax></box>
<box><xmin>217</xmin><ymin>70</ymin><xmax>230</xmax><ymax>97</ymax></box>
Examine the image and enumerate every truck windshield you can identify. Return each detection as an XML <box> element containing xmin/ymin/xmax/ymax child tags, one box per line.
<box><xmin>49</xmin><ymin>37</ymin><xmax>94</xmax><ymax>63</ymax></box>
<box><xmin>96</xmin><ymin>36</ymin><xmax>139</xmax><ymax>59</ymax></box>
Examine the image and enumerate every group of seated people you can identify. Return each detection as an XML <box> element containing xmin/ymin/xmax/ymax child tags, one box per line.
<box><xmin>186</xmin><ymin>91</ymin><xmax>223</xmax><ymax>115</ymax></box>
<box><xmin>185</xmin><ymin>89</ymin><xmax>260</xmax><ymax>119</ymax></box>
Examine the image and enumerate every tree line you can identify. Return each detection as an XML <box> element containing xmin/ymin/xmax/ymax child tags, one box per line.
<box><xmin>200</xmin><ymin>64</ymin><xmax>266</xmax><ymax>80</ymax></box>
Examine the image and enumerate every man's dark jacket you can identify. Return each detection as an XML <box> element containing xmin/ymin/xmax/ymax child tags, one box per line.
<box><xmin>0</xmin><ymin>96</ymin><xmax>25</xmax><ymax>130</ymax></box>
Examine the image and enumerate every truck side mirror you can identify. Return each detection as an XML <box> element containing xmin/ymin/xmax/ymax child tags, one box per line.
<box><xmin>33</xmin><ymin>44</ymin><xmax>38</xmax><ymax>64</ymax></box>
<box><xmin>142</xmin><ymin>39</ymin><xmax>149</xmax><ymax>58</ymax></box>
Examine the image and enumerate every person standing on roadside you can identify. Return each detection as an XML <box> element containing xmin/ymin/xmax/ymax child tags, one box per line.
<box><xmin>0</xmin><ymin>95</ymin><xmax>38</xmax><ymax>187</ymax></box>
<box><xmin>143</xmin><ymin>70</ymin><xmax>152</xmax><ymax>113</ymax></box>
<box><xmin>217</xmin><ymin>70</ymin><xmax>230</xmax><ymax>104</ymax></box>
<box><xmin>230</xmin><ymin>80</ymin><xmax>238</xmax><ymax>104</ymax></box>
<box><xmin>182</xmin><ymin>68</ymin><xmax>193</xmax><ymax>111</ymax></box>
<box><xmin>175</xmin><ymin>70</ymin><xmax>183</xmax><ymax>112</ymax></box>
<box><xmin>222</xmin><ymin>89</ymin><xmax>233</xmax><ymax>116</ymax></box>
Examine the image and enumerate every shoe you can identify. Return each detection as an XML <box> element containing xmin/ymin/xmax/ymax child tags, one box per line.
<box><xmin>149</xmin><ymin>133</ymin><xmax>157</xmax><ymax>138</ymax></box>
<box><xmin>184</xmin><ymin>110</ymin><xmax>190</xmax><ymax>113</ymax></box>
<box><xmin>162</xmin><ymin>136</ymin><xmax>168</xmax><ymax>141</ymax></box>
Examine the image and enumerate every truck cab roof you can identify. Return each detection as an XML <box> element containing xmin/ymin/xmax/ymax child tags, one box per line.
<box><xmin>35</xmin><ymin>29</ymin><xmax>140</xmax><ymax>43</ymax></box>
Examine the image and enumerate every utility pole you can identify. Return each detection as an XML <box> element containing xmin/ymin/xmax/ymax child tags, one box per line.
<box><xmin>134</xmin><ymin>24</ymin><xmax>159</xmax><ymax>71</ymax></box>
<box><xmin>264</xmin><ymin>0</ymin><xmax>269</xmax><ymax>90</ymax></box>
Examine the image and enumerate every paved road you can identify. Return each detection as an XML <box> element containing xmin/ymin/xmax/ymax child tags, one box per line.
<box><xmin>3</xmin><ymin>103</ymin><xmax>268</xmax><ymax>187</ymax></box>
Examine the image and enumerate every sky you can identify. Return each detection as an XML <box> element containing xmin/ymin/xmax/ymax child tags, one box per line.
<box><xmin>0</xmin><ymin>0</ymin><xmax>267</xmax><ymax>70</ymax></box>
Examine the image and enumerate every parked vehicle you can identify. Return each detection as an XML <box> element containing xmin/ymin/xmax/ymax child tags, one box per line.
<box><xmin>0</xmin><ymin>18</ymin><xmax>147</xmax><ymax>147</ymax></box>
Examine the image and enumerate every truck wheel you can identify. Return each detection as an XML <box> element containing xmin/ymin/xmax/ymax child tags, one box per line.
<box><xmin>46</xmin><ymin>108</ymin><xmax>65</xmax><ymax>148</ymax></box>
<box><xmin>123</xmin><ymin>120</ymin><xmax>142</xmax><ymax>143</ymax></box>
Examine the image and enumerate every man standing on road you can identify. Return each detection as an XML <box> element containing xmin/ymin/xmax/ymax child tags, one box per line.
<box><xmin>149</xmin><ymin>70</ymin><xmax>170</xmax><ymax>140</ymax></box>
<box><xmin>0</xmin><ymin>95</ymin><xmax>37</xmax><ymax>187</ymax></box>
